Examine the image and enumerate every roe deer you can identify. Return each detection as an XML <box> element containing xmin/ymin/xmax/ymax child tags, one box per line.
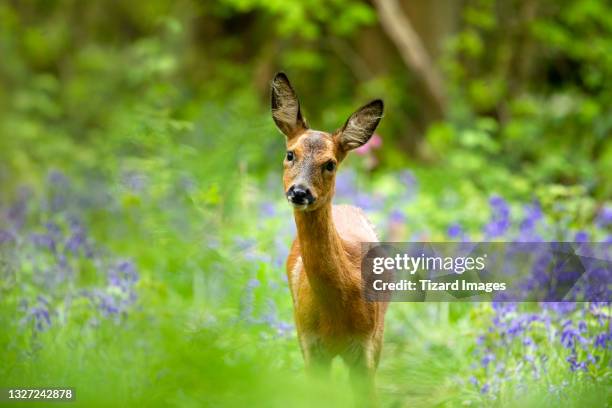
<box><xmin>271</xmin><ymin>72</ymin><xmax>388</xmax><ymax>403</ymax></box>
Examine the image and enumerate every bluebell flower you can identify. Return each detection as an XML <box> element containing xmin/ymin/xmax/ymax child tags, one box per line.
<box><xmin>240</xmin><ymin>278</ymin><xmax>260</xmax><ymax>321</ymax></box>
<box><xmin>7</xmin><ymin>193</ymin><xmax>28</xmax><ymax>230</ymax></box>
<box><xmin>273</xmin><ymin>237</ymin><xmax>289</xmax><ymax>268</ymax></box>
<box><xmin>24</xmin><ymin>302</ymin><xmax>52</xmax><ymax>332</ymax></box>
<box><xmin>566</xmin><ymin>354</ymin><xmax>586</xmax><ymax>372</ymax></box>
<box><xmin>398</xmin><ymin>170</ymin><xmax>418</xmax><ymax>199</ymax></box>
<box><xmin>574</xmin><ymin>231</ymin><xmax>589</xmax><ymax>243</ymax></box>
<box><xmin>518</xmin><ymin>201</ymin><xmax>543</xmax><ymax>241</ymax></box>
<box><xmin>47</xmin><ymin>170</ymin><xmax>70</xmax><ymax>212</ymax></box>
<box><xmin>260</xmin><ymin>202</ymin><xmax>276</xmax><ymax>218</ymax></box>
<box><xmin>31</xmin><ymin>233</ymin><xmax>57</xmax><ymax>253</ymax></box>
<box><xmin>335</xmin><ymin>169</ymin><xmax>358</xmax><ymax>199</ymax></box>
<box><xmin>593</xmin><ymin>333</ymin><xmax>608</xmax><ymax>349</ymax></box>
<box><xmin>447</xmin><ymin>223</ymin><xmax>462</xmax><ymax>239</ymax></box>
<box><xmin>122</xmin><ymin>171</ymin><xmax>148</xmax><ymax>192</ymax></box>
<box><xmin>117</xmin><ymin>260</ymin><xmax>139</xmax><ymax>283</ymax></box>
<box><xmin>98</xmin><ymin>293</ymin><xmax>120</xmax><ymax>316</ymax></box>
<box><xmin>484</xmin><ymin>196</ymin><xmax>511</xmax><ymax>238</ymax></box>
<box><xmin>0</xmin><ymin>229</ymin><xmax>15</xmax><ymax>244</ymax></box>
<box><xmin>247</xmin><ymin>278</ymin><xmax>260</xmax><ymax>289</ymax></box>
<box><xmin>469</xmin><ymin>376</ymin><xmax>478</xmax><ymax>387</ymax></box>
<box><xmin>234</xmin><ymin>237</ymin><xmax>257</xmax><ymax>251</ymax></box>
<box><xmin>389</xmin><ymin>210</ymin><xmax>405</xmax><ymax>224</ymax></box>
<box><xmin>560</xmin><ymin>324</ymin><xmax>585</xmax><ymax>349</ymax></box>
<box><xmin>65</xmin><ymin>229</ymin><xmax>86</xmax><ymax>254</ymax></box>
<box><xmin>481</xmin><ymin>352</ymin><xmax>495</xmax><ymax>368</ymax></box>
<box><xmin>47</xmin><ymin>170</ymin><xmax>69</xmax><ymax>187</ymax></box>
<box><xmin>355</xmin><ymin>193</ymin><xmax>383</xmax><ymax>211</ymax></box>
<box><xmin>596</xmin><ymin>206</ymin><xmax>612</xmax><ymax>228</ymax></box>
<box><xmin>274</xmin><ymin>321</ymin><xmax>294</xmax><ymax>337</ymax></box>
<box><xmin>543</xmin><ymin>302</ymin><xmax>576</xmax><ymax>315</ymax></box>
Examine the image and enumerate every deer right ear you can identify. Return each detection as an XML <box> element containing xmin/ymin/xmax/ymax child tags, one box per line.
<box><xmin>338</xmin><ymin>99</ymin><xmax>383</xmax><ymax>152</ymax></box>
<box><xmin>271</xmin><ymin>72</ymin><xmax>308</xmax><ymax>139</ymax></box>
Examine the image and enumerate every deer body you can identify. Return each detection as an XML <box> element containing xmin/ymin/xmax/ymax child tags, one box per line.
<box><xmin>287</xmin><ymin>204</ymin><xmax>386</xmax><ymax>363</ymax></box>
<box><xmin>271</xmin><ymin>73</ymin><xmax>387</xmax><ymax>400</ymax></box>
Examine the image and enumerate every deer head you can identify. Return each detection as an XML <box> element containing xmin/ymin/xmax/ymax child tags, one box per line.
<box><xmin>271</xmin><ymin>72</ymin><xmax>383</xmax><ymax>211</ymax></box>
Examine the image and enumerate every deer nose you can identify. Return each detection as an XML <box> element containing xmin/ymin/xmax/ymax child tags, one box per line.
<box><xmin>287</xmin><ymin>184</ymin><xmax>314</xmax><ymax>205</ymax></box>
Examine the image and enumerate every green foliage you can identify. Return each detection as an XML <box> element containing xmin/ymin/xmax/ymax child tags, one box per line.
<box><xmin>440</xmin><ymin>0</ymin><xmax>612</xmax><ymax>199</ymax></box>
<box><xmin>0</xmin><ymin>1</ymin><xmax>610</xmax><ymax>407</ymax></box>
<box><xmin>219</xmin><ymin>0</ymin><xmax>376</xmax><ymax>39</ymax></box>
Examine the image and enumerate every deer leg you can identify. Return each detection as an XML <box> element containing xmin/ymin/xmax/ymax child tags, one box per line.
<box><xmin>300</xmin><ymin>334</ymin><xmax>333</xmax><ymax>376</ymax></box>
<box><xmin>342</xmin><ymin>340</ymin><xmax>379</xmax><ymax>407</ymax></box>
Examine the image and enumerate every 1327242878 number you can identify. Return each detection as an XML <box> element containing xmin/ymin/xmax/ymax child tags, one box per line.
<box><xmin>3</xmin><ymin>388</ymin><xmax>74</xmax><ymax>401</ymax></box>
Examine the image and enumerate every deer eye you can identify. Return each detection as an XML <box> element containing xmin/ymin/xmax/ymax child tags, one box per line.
<box><xmin>286</xmin><ymin>151</ymin><xmax>295</xmax><ymax>161</ymax></box>
<box><xmin>324</xmin><ymin>160</ymin><xmax>336</xmax><ymax>172</ymax></box>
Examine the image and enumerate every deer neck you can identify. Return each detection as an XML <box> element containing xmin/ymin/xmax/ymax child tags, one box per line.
<box><xmin>293</xmin><ymin>202</ymin><xmax>352</xmax><ymax>301</ymax></box>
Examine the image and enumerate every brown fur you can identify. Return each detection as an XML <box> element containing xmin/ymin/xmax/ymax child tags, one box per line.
<box><xmin>271</xmin><ymin>73</ymin><xmax>386</xmax><ymax>405</ymax></box>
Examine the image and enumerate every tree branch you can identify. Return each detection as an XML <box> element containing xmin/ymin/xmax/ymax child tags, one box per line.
<box><xmin>372</xmin><ymin>0</ymin><xmax>447</xmax><ymax>115</ymax></box>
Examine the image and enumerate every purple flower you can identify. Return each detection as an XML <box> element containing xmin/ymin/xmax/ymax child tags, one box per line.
<box><xmin>484</xmin><ymin>195</ymin><xmax>511</xmax><ymax>238</ymax></box>
<box><xmin>518</xmin><ymin>201</ymin><xmax>543</xmax><ymax>241</ymax></box>
<box><xmin>335</xmin><ymin>170</ymin><xmax>358</xmax><ymax>198</ymax></box>
<box><xmin>31</xmin><ymin>233</ymin><xmax>57</xmax><ymax>253</ymax></box>
<box><xmin>447</xmin><ymin>223</ymin><xmax>462</xmax><ymax>239</ymax></box>
<box><xmin>481</xmin><ymin>352</ymin><xmax>495</xmax><ymax>368</ymax></box>
<box><xmin>566</xmin><ymin>354</ymin><xmax>587</xmax><ymax>372</ymax></box>
<box><xmin>560</xmin><ymin>323</ymin><xmax>586</xmax><ymax>349</ymax></box>
<box><xmin>23</xmin><ymin>302</ymin><xmax>52</xmax><ymax>332</ymax></box>
<box><xmin>389</xmin><ymin>210</ymin><xmax>405</xmax><ymax>224</ymax></box>
<box><xmin>355</xmin><ymin>193</ymin><xmax>375</xmax><ymax>211</ymax></box>
<box><xmin>542</xmin><ymin>302</ymin><xmax>576</xmax><ymax>315</ymax></box>
<box><xmin>399</xmin><ymin>170</ymin><xmax>418</xmax><ymax>199</ymax></box>
<box><xmin>108</xmin><ymin>260</ymin><xmax>139</xmax><ymax>291</ymax></box>
<box><xmin>574</xmin><ymin>231</ymin><xmax>589</xmax><ymax>243</ymax></box>
<box><xmin>273</xmin><ymin>321</ymin><xmax>294</xmax><ymax>337</ymax></box>
<box><xmin>98</xmin><ymin>293</ymin><xmax>120</xmax><ymax>316</ymax></box>
<box><xmin>0</xmin><ymin>229</ymin><xmax>15</xmax><ymax>244</ymax></box>
<box><xmin>593</xmin><ymin>333</ymin><xmax>608</xmax><ymax>348</ymax></box>
<box><xmin>260</xmin><ymin>202</ymin><xmax>276</xmax><ymax>217</ymax></box>
<box><xmin>122</xmin><ymin>171</ymin><xmax>147</xmax><ymax>192</ymax></box>
<box><xmin>47</xmin><ymin>170</ymin><xmax>70</xmax><ymax>212</ymax></box>
<box><xmin>247</xmin><ymin>278</ymin><xmax>260</xmax><ymax>289</ymax></box>
<box><xmin>240</xmin><ymin>278</ymin><xmax>260</xmax><ymax>321</ymax></box>
<box><xmin>7</xmin><ymin>193</ymin><xmax>28</xmax><ymax>230</ymax></box>
<box><xmin>596</xmin><ymin>206</ymin><xmax>612</xmax><ymax>228</ymax></box>
<box><xmin>47</xmin><ymin>170</ymin><xmax>69</xmax><ymax>187</ymax></box>
<box><xmin>234</xmin><ymin>237</ymin><xmax>257</xmax><ymax>251</ymax></box>
<box><xmin>65</xmin><ymin>230</ymin><xmax>86</xmax><ymax>254</ymax></box>
<box><xmin>469</xmin><ymin>376</ymin><xmax>478</xmax><ymax>387</ymax></box>
<box><xmin>273</xmin><ymin>237</ymin><xmax>289</xmax><ymax>268</ymax></box>
<box><xmin>492</xmin><ymin>301</ymin><xmax>517</xmax><ymax>313</ymax></box>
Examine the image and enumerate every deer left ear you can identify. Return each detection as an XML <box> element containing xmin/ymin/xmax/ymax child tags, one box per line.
<box><xmin>271</xmin><ymin>72</ymin><xmax>308</xmax><ymax>139</ymax></box>
<box><xmin>338</xmin><ymin>99</ymin><xmax>383</xmax><ymax>151</ymax></box>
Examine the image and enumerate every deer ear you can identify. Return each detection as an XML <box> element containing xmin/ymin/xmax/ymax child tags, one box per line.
<box><xmin>271</xmin><ymin>72</ymin><xmax>308</xmax><ymax>139</ymax></box>
<box><xmin>338</xmin><ymin>100</ymin><xmax>383</xmax><ymax>151</ymax></box>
